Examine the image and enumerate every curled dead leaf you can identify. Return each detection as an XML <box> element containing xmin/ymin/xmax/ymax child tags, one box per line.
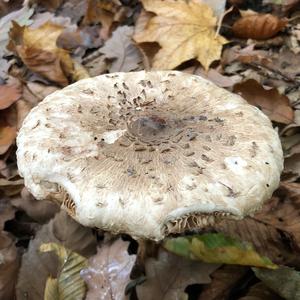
<box><xmin>134</xmin><ymin>0</ymin><xmax>227</xmax><ymax>70</ymax></box>
<box><xmin>8</xmin><ymin>22</ymin><xmax>74</xmax><ymax>86</ymax></box>
<box><xmin>83</xmin><ymin>0</ymin><xmax>128</xmax><ymax>39</ymax></box>
<box><xmin>232</xmin><ymin>13</ymin><xmax>288</xmax><ymax>40</ymax></box>
<box><xmin>233</xmin><ymin>79</ymin><xmax>294</xmax><ymax>124</ymax></box>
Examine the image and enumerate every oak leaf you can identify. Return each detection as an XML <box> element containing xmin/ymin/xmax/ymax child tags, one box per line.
<box><xmin>134</xmin><ymin>0</ymin><xmax>227</xmax><ymax>70</ymax></box>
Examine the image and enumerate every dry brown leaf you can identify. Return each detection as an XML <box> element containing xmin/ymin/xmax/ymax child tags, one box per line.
<box><xmin>136</xmin><ymin>249</ymin><xmax>219</xmax><ymax>300</ymax></box>
<box><xmin>0</xmin><ymin>178</ymin><xmax>24</xmax><ymax>196</ymax></box>
<box><xmin>83</xmin><ymin>54</ymin><xmax>108</xmax><ymax>77</ymax></box>
<box><xmin>134</xmin><ymin>0</ymin><xmax>227</xmax><ymax>70</ymax></box>
<box><xmin>254</xmin><ymin>182</ymin><xmax>300</xmax><ymax>249</ymax></box>
<box><xmin>213</xmin><ymin>217</ymin><xmax>300</xmax><ymax>266</ymax></box>
<box><xmin>198</xmin><ymin>265</ymin><xmax>248</xmax><ymax>300</ymax></box>
<box><xmin>222</xmin><ymin>45</ymin><xmax>270</xmax><ymax>66</ymax></box>
<box><xmin>31</xmin><ymin>0</ymin><xmax>64</xmax><ymax>10</ymax></box>
<box><xmin>100</xmin><ymin>26</ymin><xmax>142</xmax><ymax>72</ymax></box>
<box><xmin>0</xmin><ymin>197</ymin><xmax>19</xmax><ymax>300</ymax></box>
<box><xmin>214</xmin><ymin>183</ymin><xmax>300</xmax><ymax>265</ymax></box>
<box><xmin>0</xmin><ymin>83</ymin><xmax>22</xmax><ymax>110</ymax></box>
<box><xmin>185</xmin><ymin>67</ymin><xmax>242</xmax><ymax>88</ymax></box>
<box><xmin>83</xmin><ymin>0</ymin><xmax>128</xmax><ymax>39</ymax></box>
<box><xmin>16</xmin><ymin>99</ymin><xmax>32</xmax><ymax>129</ymax></box>
<box><xmin>233</xmin><ymin>79</ymin><xmax>294</xmax><ymax>124</ymax></box>
<box><xmin>238</xmin><ymin>282</ymin><xmax>283</xmax><ymax>300</ymax></box>
<box><xmin>11</xmin><ymin>188</ymin><xmax>59</xmax><ymax>223</ymax></box>
<box><xmin>133</xmin><ymin>9</ymin><xmax>158</xmax><ymax>70</ymax></box>
<box><xmin>23</xmin><ymin>82</ymin><xmax>60</xmax><ymax>105</ymax></box>
<box><xmin>0</xmin><ymin>125</ymin><xmax>16</xmax><ymax>155</ymax></box>
<box><xmin>232</xmin><ymin>13</ymin><xmax>288</xmax><ymax>40</ymax></box>
<box><xmin>16</xmin><ymin>211</ymin><xmax>97</xmax><ymax>300</ymax></box>
<box><xmin>0</xmin><ymin>232</ymin><xmax>20</xmax><ymax>300</ymax></box>
<box><xmin>8</xmin><ymin>22</ymin><xmax>74</xmax><ymax>86</ymax></box>
<box><xmin>81</xmin><ymin>239</ymin><xmax>136</xmax><ymax>300</ymax></box>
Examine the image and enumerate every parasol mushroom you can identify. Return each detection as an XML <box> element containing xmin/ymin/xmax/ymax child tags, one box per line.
<box><xmin>16</xmin><ymin>71</ymin><xmax>283</xmax><ymax>241</ymax></box>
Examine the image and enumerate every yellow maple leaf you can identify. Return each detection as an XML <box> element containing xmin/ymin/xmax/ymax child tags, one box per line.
<box><xmin>134</xmin><ymin>0</ymin><xmax>227</xmax><ymax>70</ymax></box>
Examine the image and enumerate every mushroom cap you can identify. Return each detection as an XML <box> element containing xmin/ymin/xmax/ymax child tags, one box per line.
<box><xmin>17</xmin><ymin>71</ymin><xmax>283</xmax><ymax>241</ymax></box>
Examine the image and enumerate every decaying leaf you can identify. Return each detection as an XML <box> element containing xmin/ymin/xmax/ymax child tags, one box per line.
<box><xmin>11</xmin><ymin>188</ymin><xmax>59</xmax><ymax>223</ymax></box>
<box><xmin>136</xmin><ymin>249</ymin><xmax>219</xmax><ymax>300</ymax></box>
<box><xmin>239</xmin><ymin>282</ymin><xmax>283</xmax><ymax>300</ymax></box>
<box><xmin>164</xmin><ymin>233</ymin><xmax>277</xmax><ymax>269</ymax></box>
<box><xmin>23</xmin><ymin>82</ymin><xmax>60</xmax><ymax>105</ymax></box>
<box><xmin>0</xmin><ymin>6</ymin><xmax>34</xmax><ymax>56</ymax></box>
<box><xmin>100</xmin><ymin>26</ymin><xmax>142</xmax><ymax>72</ymax></box>
<box><xmin>198</xmin><ymin>265</ymin><xmax>248</xmax><ymax>300</ymax></box>
<box><xmin>40</xmin><ymin>243</ymin><xmax>87</xmax><ymax>300</ymax></box>
<box><xmin>16</xmin><ymin>211</ymin><xmax>96</xmax><ymax>300</ymax></box>
<box><xmin>232</xmin><ymin>13</ymin><xmax>288</xmax><ymax>40</ymax></box>
<box><xmin>0</xmin><ymin>197</ymin><xmax>19</xmax><ymax>300</ymax></box>
<box><xmin>214</xmin><ymin>216</ymin><xmax>300</xmax><ymax>267</ymax></box>
<box><xmin>81</xmin><ymin>239</ymin><xmax>136</xmax><ymax>300</ymax></box>
<box><xmin>8</xmin><ymin>22</ymin><xmax>74</xmax><ymax>86</ymax></box>
<box><xmin>83</xmin><ymin>0</ymin><xmax>128</xmax><ymax>39</ymax></box>
<box><xmin>222</xmin><ymin>45</ymin><xmax>270</xmax><ymax>66</ymax></box>
<box><xmin>134</xmin><ymin>0</ymin><xmax>227</xmax><ymax>70</ymax></box>
<box><xmin>254</xmin><ymin>182</ymin><xmax>300</xmax><ymax>248</ymax></box>
<box><xmin>233</xmin><ymin>79</ymin><xmax>294</xmax><ymax>124</ymax></box>
<box><xmin>0</xmin><ymin>81</ymin><xmax>22</xmax><ymax>110</ymax></box>
<box><xmin>0</xmin><ymin>125</ymin><xmax>16</xmax><ymax>155</ymax></box>
<box><xmin>31</xmin><ymin>0</ymin><xmax>64</xmax><ymax>11</ymax></box>
<box><xmin>0</xmin><ymin>232</ymin><xmax>20</xmax><ymax>300</ymax></box>
<box><xmin>253</xmin><ymin>266</ymin><xmax>300</xmax><ymax>300</ymax></box>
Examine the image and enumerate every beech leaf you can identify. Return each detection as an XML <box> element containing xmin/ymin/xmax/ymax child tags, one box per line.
<box><xmin>40</xmin><ymin>243</ymin><xmax>88</xmax><ymax>300</ymax></box>
<box><xmin>233</xmin><ymin>79</ymin><xmax>294</xmax><ymax>124</ymax></box>
<box><xmin>163</xmin><ymin>233</ymin><xmax>277</xmax><ymax>269</ymax></box>
<box><xmin>134</xmin><ymin>0</ymin><xmax>227</xmax><ymax>70</ymax></box>
<box><xmin>16</xmin><ymin>211</ymin><xmax>96</xmax><ymax>300</ymax></box>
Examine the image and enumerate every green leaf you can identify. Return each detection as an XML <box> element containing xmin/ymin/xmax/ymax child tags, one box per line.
<box><xmin>40</xmin><ymin>243</ymin><xmax>87</xmax><ymax>300</ymax></box>
<box><xmin>253</xmin><ymin>266</ymin><xmax>300</xmax><ymax>300</ymax></box>
<box><xmin>163</xmin><ymin>233</ymin><xmax>277</xmax><ymax>269</ymax></box>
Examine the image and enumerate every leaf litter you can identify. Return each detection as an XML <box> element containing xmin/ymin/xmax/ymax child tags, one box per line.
<box><xmin>1</xmin><ymin>0</ymin><xmax>300</xmax><ymax>299</ymax></box>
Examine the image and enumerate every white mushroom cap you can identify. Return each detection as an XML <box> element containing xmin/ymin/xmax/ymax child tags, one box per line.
<box><xmin>16</xmin><ymin>71</ymin><xmax>283</xmax><ymax>241</ymax></box>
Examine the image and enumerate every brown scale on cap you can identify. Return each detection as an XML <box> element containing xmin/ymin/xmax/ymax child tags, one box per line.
<box><xmin>16</xmin><ymin>71</ymin><xmax>283</xmax><ymax>241</ymax></box>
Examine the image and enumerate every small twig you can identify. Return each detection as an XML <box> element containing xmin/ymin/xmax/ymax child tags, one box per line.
<box><xmin>215</xmin><ymin>6</ymin><xmax>234</xmax><ymax>38</ymax></box>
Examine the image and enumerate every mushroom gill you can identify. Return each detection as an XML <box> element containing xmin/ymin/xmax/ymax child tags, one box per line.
<box><xmin>163</xmin><ymin>211</ymin><xmax>233</xmax><ymax>235</ymax></box>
